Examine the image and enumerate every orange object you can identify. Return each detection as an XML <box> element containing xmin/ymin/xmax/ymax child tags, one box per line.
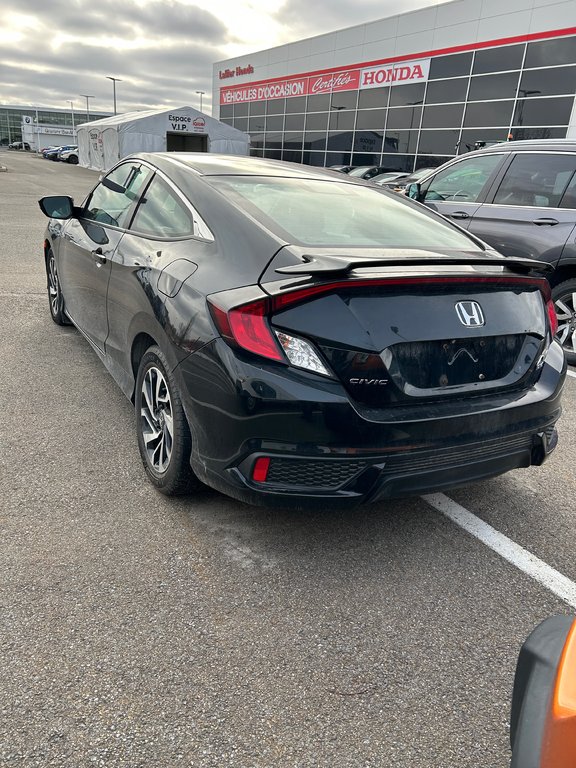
<box><xmin>541</xmin><ymin>619</ymin><xmax>576</xmax><ymax>767</ymax></box>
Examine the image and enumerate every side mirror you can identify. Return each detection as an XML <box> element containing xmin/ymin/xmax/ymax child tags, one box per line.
<box><xmin>38</xmin><ymin>196</ymin><xmax>75</xmax><ymax>220</ymax></box>
<box><xmin>510</xmin><ymin>615</ymin><xmax>576</xmax><ymax>767</ymax></box>
<box><xmin>406</xmin><ymin>183</ymin><xmax>422</xmax><ymax>200</ymax></box>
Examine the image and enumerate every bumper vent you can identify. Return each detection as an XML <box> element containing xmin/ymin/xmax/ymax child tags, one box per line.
<box><xmin>266</xmin><ymin>458</ymin><xmax>369</xmax><ymax>489</ymax></box>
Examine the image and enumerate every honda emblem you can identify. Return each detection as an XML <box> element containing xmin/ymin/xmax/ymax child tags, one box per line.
<box><xmin>455</xmin><ymin>301</ymin><xmax>485</xmax><ymax>327</ymax></box>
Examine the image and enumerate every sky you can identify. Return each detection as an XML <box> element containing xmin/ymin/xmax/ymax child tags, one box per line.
<box><xmin>0</xmin><ymin>0</ymin><xmax>444</xmax><ymax>117</ymax></box>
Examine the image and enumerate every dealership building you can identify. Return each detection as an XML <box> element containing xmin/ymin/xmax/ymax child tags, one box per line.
<box><xmin>212</xmin><ymin>0</ymin><xmax>576</xmax><ymax>171</ymax></box>
<box><xmin>0</xmin><ymin>105</ymin><xmax>110</xmax><ymax>147</ymax></box>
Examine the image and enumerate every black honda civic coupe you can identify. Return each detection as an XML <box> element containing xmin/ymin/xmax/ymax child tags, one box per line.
<box><xmin>39</xmin><ymin>154</ymin><xmax>566</xmax><ymax>508</ymax></box>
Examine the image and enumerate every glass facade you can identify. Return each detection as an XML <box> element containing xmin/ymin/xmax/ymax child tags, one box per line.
<box><xmin>220</xmin><ymin>34</ymin><xmax>576</xmax><ymax>172</ymax></box>
<box><xmin>0</xmin><ymin>106</ymin><xmax>111</xmax><ymax>145</ymax></box>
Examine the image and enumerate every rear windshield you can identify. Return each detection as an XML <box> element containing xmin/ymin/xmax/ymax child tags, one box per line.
<box><xmin>209</xmin><ymin>176</ymin><xmax>483</xmax><ymax>250</ymax></box>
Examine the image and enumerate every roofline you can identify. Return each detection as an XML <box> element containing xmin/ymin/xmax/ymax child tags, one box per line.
<box><xmin>216</xmin><ymin>25</ymin><xmax>576</xmax><ymax>93</ymax></box>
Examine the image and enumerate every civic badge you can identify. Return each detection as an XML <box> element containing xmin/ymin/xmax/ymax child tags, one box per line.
<box><xmin>455</xmin><ymin>301</ymin><xmax>485</xmax><ymax>327</ymax></box>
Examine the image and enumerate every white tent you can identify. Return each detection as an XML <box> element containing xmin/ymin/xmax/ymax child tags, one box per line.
<box><xmin>76</xmin><ymin>105</ymin><xmax>250</xmax><ymax>171</ymax></box>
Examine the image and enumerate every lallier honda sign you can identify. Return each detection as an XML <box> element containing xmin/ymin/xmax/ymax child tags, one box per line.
<box><xmin>220</xmin><ymin>58</ymin><xmax>431</xmax><ymax>105</ymax></box>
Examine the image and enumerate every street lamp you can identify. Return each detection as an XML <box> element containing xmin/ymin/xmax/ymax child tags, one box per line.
<box><xmin>68</xmin><ymin>100</ymin><xmax>75</xmax><ymax>135</ymax></box>
<box><xmin>80</xmin><ymin>94</ymin><xmax>95</xmax><ymax>122</ymax></box>
<box><xmin>196</xmin><ymin>90</ymin><xmax>205</xmax><ymax>112</ymax></box>
<box><xmin>106</xmin><ymin>76</ymin><xmax>122</xmax><ymax>115</ymax></box>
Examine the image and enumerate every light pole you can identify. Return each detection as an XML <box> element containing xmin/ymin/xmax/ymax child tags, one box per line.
<box><xmin>106</xmin><ymin>76</ymin><xmax>122</xmax><ymax>115</ymax></box>
<box><xmin>196</xmin><ymin>90</ymin><xmax>205</xmax><ymax>112</ymax></box>
<box><xmin>80</xmin><ymin>94</ymin><xmax>95</xmax><ymax>122</ymax></box>
<box><xmin>68</xmin><ymin>100</ymin><xmax>75</xmax><ymax>136</ymax></box>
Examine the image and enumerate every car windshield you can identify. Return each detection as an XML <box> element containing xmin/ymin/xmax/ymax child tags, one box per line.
<box><xmin>210</xmin><ymin>176</ymin><xmax>484</xmax><ymax>250</ymax></box>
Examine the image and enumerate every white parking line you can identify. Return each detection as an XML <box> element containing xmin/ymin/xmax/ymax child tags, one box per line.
<box><xmin>567</xmin><ymin>369</ymin><xmax>576</xmax><ymax>379</ymax></box>
<box><xmin>423</xmin><ymin>493</ymin><xmax>576</xmax><ymax>609</ymax></box>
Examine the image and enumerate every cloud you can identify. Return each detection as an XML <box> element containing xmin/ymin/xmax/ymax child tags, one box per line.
<box><xmin>0</xmin><ymin>0</ymin><xmax>445</xmax><ymax>113</ymax></box>
<box><xmin>0</xmin><ymin>0</ymin><xmax>226</xmax><ymax>111</ymax></box>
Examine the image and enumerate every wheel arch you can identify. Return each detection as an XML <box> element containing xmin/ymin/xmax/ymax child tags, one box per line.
<box><xmin>549</xmin><ymin>261</ymin><xmax>576</xmax><ymax>288</ymax></box>
<box><xmin>130</xmin><ymin>332</ymin><xmax>158</xmax><ymax>402</ymax></box>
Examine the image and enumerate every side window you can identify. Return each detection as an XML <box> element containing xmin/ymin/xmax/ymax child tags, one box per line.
<box><xmin>560</xmin><ymin>171</ymin><xmax>576</xmax><ymax>210</ymax></box>
<box><xmin>421</xmin><ymin>154</ymin><xmax>503</xmax><ymax>203</ymax></box>
<box><xmin>130</xmin><ymin>176</ymin><xmax>194</xmax><ymax>238</ymax></box>
<box><xmin>493</xmin><ymin>153</ymin><xmax>576</xmax><ymax>208</ymax></box>
<box><xmin>84</xmin><ymin>163</ymin><xmax>150</xmax><ymax>227</ymax></box>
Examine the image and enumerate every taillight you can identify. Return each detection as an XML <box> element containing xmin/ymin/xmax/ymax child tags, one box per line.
<box><xmin>547</xmin><ymin>299</ymin><xmax>558</xmax><ymax>336</ymax></box>
<box><xmin>209</xmin><ymin>298</ymin><xmax>284</xmax><ymax>362</ymax></box>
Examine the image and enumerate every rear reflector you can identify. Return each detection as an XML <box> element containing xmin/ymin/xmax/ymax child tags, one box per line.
<box><xmin>252</xmin><ymin>457</ymin><xmax>270</xmax><ymax>483</ymax></box>
<box><xmin>547</xmin><ymin>299</ymin><xmax>559</xmax><ymax>336</ymax></box>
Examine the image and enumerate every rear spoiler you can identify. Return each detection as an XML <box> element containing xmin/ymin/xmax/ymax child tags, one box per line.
<box><xmin>275</xmin><ymin>253</ymin><xmax>554</xmax><ymax>276</ymax></box>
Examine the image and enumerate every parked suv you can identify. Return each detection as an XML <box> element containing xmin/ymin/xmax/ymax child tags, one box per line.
<box><xmin>407</xmin><ymin>140</ymin><xmax>576</xmax><ymax>363</ymax></box>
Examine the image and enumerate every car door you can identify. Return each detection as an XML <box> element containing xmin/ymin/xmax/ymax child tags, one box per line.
<box><xmin>417</xmin><ymin>153</ymin><xmax>507</xmax><ymax>227</ymax></box>
<box><xmin>57</xmin><ymin>161</ymin><xmax>152</xmax><ymax>351</ymax></box>
<box><xmin>465</xmin><ymin>151</ymin><xmax>576</xmax><ymax>267</ymax></box>
<box><xmin>104</xmin><ymin>171</ymin><xmax>214</xmax><ymax>390</ymax></box>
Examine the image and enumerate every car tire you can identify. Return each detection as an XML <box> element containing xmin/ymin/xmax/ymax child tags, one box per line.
<box><xmin>552</xmin><ymin>279</ymin><xmax>576</xmax><ymax>365</ymax></box>
<box><xmin>68</xmin><ymin>156</ymin><xmax>79</xmax><ymax>165</ymax></box>
<box><xmin>45</xmin><ymin>248</ymin><xmax>69</xmax><ymax>325</ymax></box>
<box><xmin>135</xmin><ymin>346</ymin><xmax>201</xmax><ymax>496</ymax></box>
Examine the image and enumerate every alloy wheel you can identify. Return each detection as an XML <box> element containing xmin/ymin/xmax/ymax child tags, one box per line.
<box><xmin>554</xmin><ymin>291</ymin><xmax>576</xmax><ymax>357</ymax></box>
<box><xmin>48</xmin><ymin>254</ymin><xmax>60</xmax><ymax>317</ymax></box>
<box><xmin>140</xmin><ymin>366</ymin><xmax>174</xmax><ymax>473</ymax></box>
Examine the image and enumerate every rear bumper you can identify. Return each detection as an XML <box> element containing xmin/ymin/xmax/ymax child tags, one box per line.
<box><xmin>176</xmin><ymin>338</ymin><xmax>565</xmax><ymax>508</ymax></box>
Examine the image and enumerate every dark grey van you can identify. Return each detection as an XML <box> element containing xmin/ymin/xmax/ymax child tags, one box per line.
<box><xmin>407</xmin><ymin>140</ymin><xmax>576</xmax><ymax>363</ymax></box>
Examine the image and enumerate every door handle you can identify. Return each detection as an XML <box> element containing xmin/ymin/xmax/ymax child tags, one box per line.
<box><xmin>91</xmin><ymin>247</ymin><xmax>107</xmax><ymax>265</ymax></box>
<box><xmin>449</xmin><ymin>211</ymin><xmax>469</xmax><ymax>220</ymax></box>
<box><xmin>532</xmin><ymin>218</ymin><xmax>559</xmax><ymax>226</ymax></box>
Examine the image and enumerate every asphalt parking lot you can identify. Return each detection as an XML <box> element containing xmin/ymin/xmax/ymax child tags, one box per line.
<box><xmin>1</xmin><ymin>149</ymin><xmax>575</xmax><ymax>768</ymax></box>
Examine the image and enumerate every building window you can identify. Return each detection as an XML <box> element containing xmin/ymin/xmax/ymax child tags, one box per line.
<box><xmin>353</xmin><ymin>130</ymin><xmax>383</xmax><ymax>153</ymax></box>
<box><xmin>358</xmin><ymin>87</ymin><xmax>389</xmax><ymax>110</ymax></box>
<box><xmin>525</xmin><ymin>37</ymin><xmax>576</xmax><ymax>68</ymax></box>
<box><xmin>329</xmin><ymin>109</ymin><xmax>355</xmax><ymax>130</ymax></box>
<box><xmin>265</xmin><ymin>114</ymin><xmax>284</xmax><ymax>131</ymax></box>
<box><xmin>249</xmin><ymin>101</ymin><xmax>266</xmax><ymax>116</ymax></box>
<box><xmin>425</xmin><ymin>78</ymin><xmax>469</xmax><ymax>104</ymax></box>
<box><xmin>417</xmin><ymin>130</ymin><xmax>461</xmax><ymax>155</ymax></box>
<box><xmin>389</xmin><ymin>82</ymin><xmax>426</xmax><ymax>107</ymax></box>
<box><xmin>285</xmin><ymin>96</ymin><xmax>307</xmax><ymax>113</ymax></box>
<box><xmin>248</xmin><ymin>116</ymin><xmax>265</xmax><ymax>132</ymax></box>
<box><xmin>303</xmin><ymin>132</ymin><xmax>327</xmax><ymax>151</ymax></box>
<box><xmin>429</xmin><ymin>52</ymin><xmax>473</xmax><ymax>79</ymax></box>
<box><xmin>266</xmin><ymin>98</ymin><xmax>286</xmax><ymax>115</ymax></box>
<box><xmin>285</xmin><ymin>113</ymin><xmax>305</xmax><ymax>131</ymax></box>
<box><xmin>472</xmin><ymin>44</ymin><xmax>524</xmax><ymax>74</ymax></box>
<box><xmin>512</xmin><ymin>96</ymin><xmax>573</xmax><ymax>127</ymax></box>
<box><xmin>327</xmin><ymin>131</ymin><xmax>353</xmax><ymax>151</ymax></box>
<box><xmin>384</xmin><ymin>130</ymin><xmax>418</xmax><ymax>154</ymax></box>
<box><xmin>306</xmin><ymin>94</ymin><xmax>331</xmax><ymax>112</ymax></box>
<box><xmin>387</xmin><ymin>105</ymin><xmax>422</xmax><ymax>130</ymax></box>
<box><xmin>421</xmin><ymin>103</ymin><xmax>465</xmax><ymax>129</ymax></box>
<box><xmin>519</xmin><ymin>66</ymin><xmax>576</xmax><ymax>98</ymax></box>
<box><xmin>468</xmin><ymin>72</ymin><xmax>520</xmax><ymax>101</ymax></box>
<box><xmin>463</xmin><ymin>101</ymin><xmax>514</xmax><ymax>127</ymax></box>
<box><xmin>355</xmin><ymin>109</ymin><xmax>386</xmax><ymax>130</ymax></box>
<box><xmin>304</xmin><ymin>112</ymin><xmax>329</xmax><ymax>131</ymax></box>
